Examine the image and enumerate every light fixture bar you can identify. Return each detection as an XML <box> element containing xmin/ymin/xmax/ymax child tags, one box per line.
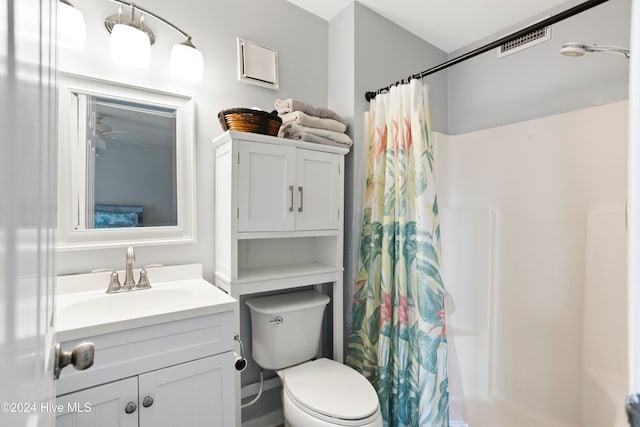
<box><xmin>107</xmin><ymin>0</ymin><xmax>193</xmax><ymax>40</ymax></box>
<box><xmin>105</xmin><ymin>5</ymin><xmax>156</xmax><ymax>45</ymax></box>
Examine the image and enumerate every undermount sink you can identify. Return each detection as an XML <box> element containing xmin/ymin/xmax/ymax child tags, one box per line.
<box><xmin>56</xmin><ymin>264</ymin><xmax>237</xmax><ymax>341</ymax></box>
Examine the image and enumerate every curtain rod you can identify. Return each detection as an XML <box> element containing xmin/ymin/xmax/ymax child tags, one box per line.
<box><xmin>364</xmin><ymin>0</ymin><xmax>610</xmax><ymax>102</ymax></box>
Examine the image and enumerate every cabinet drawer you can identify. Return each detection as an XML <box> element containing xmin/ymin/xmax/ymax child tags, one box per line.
<box><xmin>57</xmin><ymin>312</ymin><xmax>233</xmax><ymax>395</ymax></box>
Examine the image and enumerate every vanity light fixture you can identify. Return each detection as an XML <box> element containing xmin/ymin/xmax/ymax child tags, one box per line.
<box><xmin>170</xmin><ymin>38</ymin><xmax>204</xmax><ymax>83</ymax></box>
<box><xmin>56</xmin><ymin>0</ymin><xmax>204</xmax><ymax>82</ymax></box>
<box><xmin>108</xmin><ymin>5</ymin><xmax>152</xmax><ymax>68</ymax></box>
<box><xmin>57</xmin><ymin>0</ymin><xmax>86</xmax><ymax>50</ymax></box>
<box><xmin>105</xmin><ymin>0</ymin><xmax>204</xmax><ymax>81</ymax></box>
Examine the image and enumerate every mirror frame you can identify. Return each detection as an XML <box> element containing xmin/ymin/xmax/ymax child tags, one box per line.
<box><xmin>57</xmin><ymin>73</ymin><xmax>196</xmax><ymax>250</ymax></box>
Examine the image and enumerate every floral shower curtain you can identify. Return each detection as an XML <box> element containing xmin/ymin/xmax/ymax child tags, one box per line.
<box><xmin>347</xmin><ymin>80</ymin><xmax>448</xmax><ymax>426</ymax></box>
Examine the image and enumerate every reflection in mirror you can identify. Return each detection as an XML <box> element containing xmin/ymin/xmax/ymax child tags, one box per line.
<box><xmin>58</xmin><ymin>74</ymin><xmax>195</xmax><ymax>250</ymax></box>
<box><xmin>79</xmin><ymin>95</ymin><xmax>177</xmax><ymax>229</ymax></box>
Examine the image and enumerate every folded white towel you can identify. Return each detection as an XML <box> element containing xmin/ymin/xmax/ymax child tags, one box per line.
<box><xmin>279</xmin><ymin>111</ymin><xmax>347</xmax><ymax>133</ymax></box>
<box><xmin>275</xmin><ymin>98</ymin><xmax>347</xmax><ymax>125</ymax></box>
<box><xmin>279</xmin><ymin>122</ymin><xmax>353</xmax><ymax>146</ymax></box>
<box><xmin>287</xmin><ymin>132</ymin><xmax>352</xmax><ymax>149</ymax></box>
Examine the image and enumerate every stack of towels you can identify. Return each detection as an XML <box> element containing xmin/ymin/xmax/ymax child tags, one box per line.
<box><xmin>275</xmin><ymin>98</ymin><xmax>353</xmax><ymax>149</ymax></box>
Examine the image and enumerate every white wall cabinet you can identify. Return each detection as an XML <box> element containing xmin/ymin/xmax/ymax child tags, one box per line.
<box><xmin>237</xmin><ymin>139</ymin><xmax>340</xmax><ymax>232</ymax></box>
<box><xmin>214</xmin><ymin>131</ymin><xmax>347</xmax><ymax>284</ymax></box>
<box><xmin>55</xmin><ymin>312</ymin><xmax>235</xmax><ymax>427</ymax></box>
<box><xmin>212</xmin><ymin>130</ymin><xmax>348</xmax><ymax>425</ymax></box>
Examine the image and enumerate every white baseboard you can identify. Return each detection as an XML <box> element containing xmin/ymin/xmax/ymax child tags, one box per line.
<box><xmin>242</xmin><ymin>409</ymin><xmax>284</xmax><ymax>427</ymax></box>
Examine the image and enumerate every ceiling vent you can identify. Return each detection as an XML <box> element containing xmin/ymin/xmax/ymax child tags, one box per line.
<box><xmin>497</xmin><ymin>24</ymin><xmax>551</xmax><ymax>58</ymax></box>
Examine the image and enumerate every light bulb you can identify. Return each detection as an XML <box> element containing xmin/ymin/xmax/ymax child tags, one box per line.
<box><xmin>58</xmin><ymin>1</ymin><xmax>85</xmax><ymax>50</ymax></box>
<box><xmin>110</xmin><ymin>23</ymin><xmax>151</xmax><ymax>69</ymax></box>
<box><xmin>170</xmin><ymin>40</ymin><xmax>204</xmax><ymax>83</ymax></box>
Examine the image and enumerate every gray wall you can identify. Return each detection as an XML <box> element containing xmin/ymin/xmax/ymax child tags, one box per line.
<box><xmin>58</xmin><ymin>0</ymin><xmax>328</xmax><ymax>274</ymax></box>
<box><xmin>329</xmin><ymin>3</ymin><xmax>449</xmax><ymax>344</ymax></box>
<box><xmin>354</xmin><ymin>3</ymin><xmax>449</xmax><ymax>135</ymax></box>
<box><xmin>328</xmin><ymin>4</ymin><xmax>356</xmax><ymax>349</ymax></box>
<box><xmin>328</xmin><ymin>4</ymin><xmax>355</xmax><ymax>129</ymax></box>
<box><xmin>446</xmin><ymin>0</ymin><xmax>630</xmax><ymax>134</ymax></box>
<box><xmin>57</xmin><ymin>0</ymin><xmax>328</xmax><ymax>422</ymax></box>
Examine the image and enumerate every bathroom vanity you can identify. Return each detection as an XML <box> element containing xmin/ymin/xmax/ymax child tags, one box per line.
<box><xmin>55</xmin><ymin>264</ymin><xmax>237</xmax><ymax>426</ymax></box>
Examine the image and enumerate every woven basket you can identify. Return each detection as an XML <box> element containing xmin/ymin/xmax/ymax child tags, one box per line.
<box><xmin>218</xmin><ymin>108</ymin><xmax>282</xmax><ymax>136</ymax></box>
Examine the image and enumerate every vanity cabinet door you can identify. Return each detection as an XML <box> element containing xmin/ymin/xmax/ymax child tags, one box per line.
<box><xmin>138</xmin><ymin>353</ymin><xmax>235</xmax><ymax>427</ymax></box>
<box><xmin>237</xmin><ymin>140</ymin><xmax>295</xmax><ymax>232</ymax></box>
<box><xmin>56</xmin><ymin>377</ymin><xmax>138</xmax><ymax>427</ymax></box>
<box><xmin>294</xmin><ymin>149</ymin><xmax>340</xmax><ymax>231</ymax></box>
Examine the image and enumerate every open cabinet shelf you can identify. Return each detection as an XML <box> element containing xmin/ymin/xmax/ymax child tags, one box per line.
<box><xmin>237</xmin><ymin>262</ymin><xmax>340</xmax><ymax>283</ymax></box>
<box><xmin>236</xmin><ymin>229</ymin><xmax>340</xmax><ymax>240</ymax></box>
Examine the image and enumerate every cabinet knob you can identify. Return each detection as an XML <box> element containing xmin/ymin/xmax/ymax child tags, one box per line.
<box><xmin>124</xmin><ymin>401</ymin><xmax>137</xmax><ymax>414</ymax></box>
<box><xmin>142</xmin><ymin>396</ymin><xmax>154</xmax><ymax>408</ymax></box>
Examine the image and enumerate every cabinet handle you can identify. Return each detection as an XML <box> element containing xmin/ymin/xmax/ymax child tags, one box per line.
<box><xmin>288</xmin><ymin>185</ymin><xmax>294</xmax><ymax>212</ymax></box>
<box><xmin>142</xmin><ymin>396</ymin><xmax>154</xmax><ymax>408</ymax></box>
<box><xmin>124</xmin><ymin>401</ymin><xmax>137</xmax><ymax>414</ymax></box>
<box><xmin>298</xmin><ymin>186</ymin><xmax>304</xmax><ymax>213</ymax></box>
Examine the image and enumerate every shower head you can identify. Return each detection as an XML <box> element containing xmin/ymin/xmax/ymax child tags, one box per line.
<box><xmin>560</xmin><ymin>43</ymin><xmax>587</xmax><ymax>57</ymax></box>
<box><xmin>560</xmin><ymin>42</ymin><xmax>630</xmax><ymax>58</ymax></box>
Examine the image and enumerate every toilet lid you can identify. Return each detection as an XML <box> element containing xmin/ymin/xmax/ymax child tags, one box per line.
<box><xmin>282</xmin><ymin>358</ymin><xmax>379</xmax><ymax>421</ymax></box>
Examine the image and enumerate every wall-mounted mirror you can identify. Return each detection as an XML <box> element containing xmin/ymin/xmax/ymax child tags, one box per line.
<box><xmin>57</xmin><ymin>74</ymin><xmax>195</xmax><ymax>250</ymax></box>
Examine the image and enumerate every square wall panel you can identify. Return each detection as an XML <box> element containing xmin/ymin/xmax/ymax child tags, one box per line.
<box><xmin>237</xmin><ymin>38</ymin><xmax>279</xmax><ymax>90</ymax></box>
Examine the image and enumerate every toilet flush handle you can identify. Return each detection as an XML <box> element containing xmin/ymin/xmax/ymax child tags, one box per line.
<box><xmin>270</xmin><ymin>315</ymin><xmax>283</xmax><ymax>324</ymax></box>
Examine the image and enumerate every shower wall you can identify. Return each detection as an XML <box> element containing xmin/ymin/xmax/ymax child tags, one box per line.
<box><xmin>435</xmin><ymin>101</ymin><xmax>628</xmax><ymax>426</ymax></box>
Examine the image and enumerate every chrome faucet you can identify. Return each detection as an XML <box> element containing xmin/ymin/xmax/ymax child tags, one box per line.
<box><xmin>105</xmin><ymin>246</ymin><xmax>152</xmax><ymax>293</ymax></box>
<box><xmin>123</xmin><ymin>246</ymin><xmax>136</xmax><ymax>288</ymax></box>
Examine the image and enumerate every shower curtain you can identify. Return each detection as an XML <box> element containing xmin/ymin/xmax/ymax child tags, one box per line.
<box><xmin>347</xmin><ymin>80</ymin><xmax>448</xmax><ymax>427</ymax></box>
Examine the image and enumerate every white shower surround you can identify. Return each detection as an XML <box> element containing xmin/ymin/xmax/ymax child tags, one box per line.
<box><xmin>435</xmin><ymin>101</ymin><xmax>628</xmax><ymax>426</ymax></box>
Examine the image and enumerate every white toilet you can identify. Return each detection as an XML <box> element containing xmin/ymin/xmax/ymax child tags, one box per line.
<box><xmin>246</xmin><ymin>290</ymin><xmax>383</xmax><ymax>427</ymax></box>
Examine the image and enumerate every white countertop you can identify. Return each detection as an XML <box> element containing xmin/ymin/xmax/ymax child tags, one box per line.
<box><xmin>56</xmin><ymin>264</ymin><xmax>237</xmax><ymax>342</ymax></box>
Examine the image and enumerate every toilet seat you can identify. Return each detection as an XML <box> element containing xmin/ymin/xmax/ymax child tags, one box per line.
<box><xmin>279</xmin><ymin>358</ymin><xmax>381</xmax><ymax>426</ymax></box>
<box><xmin>283</xmin><ymin>385</ymin><xmax>382</xmax><ymax>427</ymax></box>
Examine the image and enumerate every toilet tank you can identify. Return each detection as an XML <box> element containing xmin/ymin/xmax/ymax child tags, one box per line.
<box><xmin>246</xmin><ymin>290</ymin><xmax>330</xmax><ymax>370</ymax></box>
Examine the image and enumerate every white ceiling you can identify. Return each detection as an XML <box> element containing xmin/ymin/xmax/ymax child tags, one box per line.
<box><xmin>285</xmin><ymin>0</ymin><xmax>571</xmax><ymax>53</ymax></box>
